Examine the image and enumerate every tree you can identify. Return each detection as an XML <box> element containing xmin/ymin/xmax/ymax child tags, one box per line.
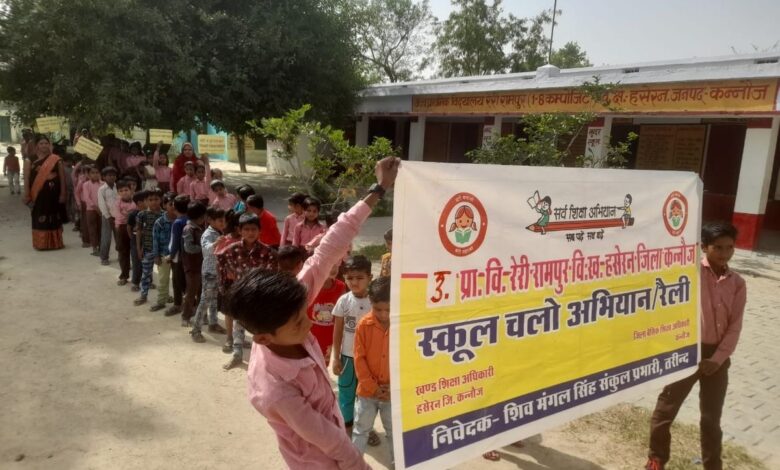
<box><xmin>352</xmin><ymin>0</ymin><xmax>435</xmax><ymax>83</ymax></box>
<box><xmin>0</xmin><ymin>0</ymin><xmax>364</xmax><ymax>172</ymax></box>
<box><xmin>433</xmin><ymin>0</ymin><xmax>512</xmax><ymax>76</ymax></box>
<box><xmin>550</xmin><ymin>41</ymin><xmax>591</xmax><ymax>69</ymax></box>
<box><xmin>433</xmin><ymin>2</ymin><xmax>590</xmax><ymax>77</ymax></box>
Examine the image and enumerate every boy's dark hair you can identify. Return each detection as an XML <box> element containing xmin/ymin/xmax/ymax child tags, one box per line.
<box><xmin>145</xmin><ymin>188</ymin><xmax>163</xmax><ymax>200</ymax></box>
<box><xmin>210</xmin><ymin>179</ymin><xmax>225</xmax><ymax>190</ymax></box>
<box><xmin>303</xmin><ymin>197</ymin><xmax>321</xmax><ymax>211</ymax></box>
<box><xmin>625</xmin><ymin>194</ymin><xmax>633</xmax><ymax>203</ymax></box>
<box><xmin>277</xmin><ymin>246</ymin><xmax>306</xmax><ymax>272</ymax></box>
<box><xmin>239</xmin><ymin>212</ymin><xmax>260</xmax><ymax>228</ymax></box>
<box><xmin>162</xmin><ymin>191</ymin><xmax>177</xmax><ymax>205</ymax></box>
<box><xmin>343</xmin><ymin>255</ymin><xmax>372</xmax><ymax>275</ymax></box>
<box><xmin>173</xmin><ymin>194</ymin><xmax>191</xmax><ymax>214</ymax></box>
<box><xmin>702</xmin><ymin>221</ymin><xmax>738</xmax><ymax>246</ymax></box>
<box><xmin>226</xmin><ymin>269</ymin><xmax>307</xmax><ymax>334</ymax></box>
<box><xmin>116</xmin><ymin>180</ymin><xmax>131</xmax><ymax>190</ymax></box>
<box><xmin>187</xmin><ymin>201</ymin><xmax>207</xmax><ymax>220</ymax></box>
<box><xmin>86</xmin><ymin>165</ymin><xmax>99</xmax><ymax>173</ymax></box>
<box><xmin>368</xmin><ymin>276</ymin><xmax>391</xmax><ymax>304</ymax></box>
<box><xmin>132</xmin><ymin>190</ymin><xmax>149</xmax><ymax>203</ymax></box>
<box><xmin>237</xmin><ymin>184</ymin><xmax>256</xmax><ymax>201</ymax></box>
<box><xmin>206</xmin><ymin>206</ymin><xmax>226</xmax><ymax>220</ymax></box>
<box><xmin>384</xmin><ymin>228</ymin><xmax>393</xmax><ymax>242</ymax></box>
<box><xmin>7</xmin><ymin>146</ymin><xmax>15</xmax><ymax>153</ymax></box>
<box><xmin>101</xmin><ymin>166</ymin><xmax>117</xmax><ymax>176</ymax></box>
<box><xmin>246</xmin><ymin>194</ymin><xmax>264</xmax><ymax>210</ymax></box>
<box><xmin>541</xmin><ymin>196</ymin><xmax>552</xmax><ymax>205</ymax></box>
<box><xmin>224</xmin><ymin>209</ymin><xmax>241</xmax><ymax>234</ymax></box>
<box><xmin>287</xmin><ymin>192</ymin><xmax>307</xmax><ymax>206</ymax></box>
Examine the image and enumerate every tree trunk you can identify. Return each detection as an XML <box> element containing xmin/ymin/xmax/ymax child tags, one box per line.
<box><xmin>237</xmin><ymin>135</ymin><xmax>247</xmax><ymax>173</ymax></box>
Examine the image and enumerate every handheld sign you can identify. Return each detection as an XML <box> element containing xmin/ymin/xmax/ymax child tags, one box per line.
<box><xmin>198</xmin><ymin>134</ymin><xmax>226</xmax><ymax>154</ymax></box>
<box><xmin>149</xmin><ymin>129</ymin><xmax>173</xmax><ymax>144</ymax></box>
<box><xmin>74</xmin><ymin>137</ymin><xmax>104</xmax><ymax>159</ymax></box>
<box><xmin>131</xmin><ymin>127</ymin><xmax>147</xmax><ymax>143</ymax></box>
<box><xmin>229</xmin><ymin>134</ymin><xmax>255</xmax><ymax>150</ymax></box>
<box><xmin>36</xmin><ymin>116</ymin><xmax>66</xmax><ymax>133</ymax></box>
<box><xmin>391</xmin><ymin>162</ymin><xmax>701</xmax><ymax>469</ymax></box>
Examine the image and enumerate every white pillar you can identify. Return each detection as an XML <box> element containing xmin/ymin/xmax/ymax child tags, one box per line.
<box><xmin>355</xmin><ymin>116</ymin><xmax>369</xmax><ymax>147</ymax></box>
<box><xmin>408</xmin><ymin>116</ymin><xmax>426</xmax><ymax>161</ymax></box>
<box><xmin>733</xmin><ymin>117</ymin><xmax>780</xmax><ymax>250</ymax></box>
<box><xmin>482</xmin><ymin>116</ymin><xmax>502</xmax><ymax>144</ymax></box>
<box><xmin>585</xmin><ymin>116</ymin><xmax>613</xmax><ymax>167</ymax></box>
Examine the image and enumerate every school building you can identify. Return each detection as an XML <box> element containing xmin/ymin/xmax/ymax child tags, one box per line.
<box><xmin>354</xmin><ymin>52</ymin><xmax>780</xmax><ymax>251</ymax></box>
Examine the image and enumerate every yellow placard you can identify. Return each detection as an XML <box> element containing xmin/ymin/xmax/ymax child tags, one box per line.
<box><xmin>198</xmin><ymin>134</ymin><xmax>226</xmax><ymax>154</ymax></box>
<box><xmin>411</xmin><ymin>78</ymin><xmax>779</xmax><ymax>115</ymax></box>
<box><xmin>35</xmin><ymin>116</ymin><xmax>66</xmax><ymax>133</ymax></box>
<box><xmin>229</xmin><ymin>134</ymin><xmax>255</xmax><ymax>150</ymax></box>
<box><xmin>131</xmin><ymin>127</ymin><xmax>147</xmax><ymax>142</ymax></box>
<box><xmin>149</xmin><ymin>129</ymin><xmax>173</xmax><ymax>144</ymax></box>
<box><xmin>74</xmin><ymin>137</ymin><xmax>104</xmax><ymax>159</ymax></box>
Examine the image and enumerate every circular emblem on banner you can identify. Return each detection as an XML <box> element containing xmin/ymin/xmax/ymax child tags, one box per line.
<box><xmin>663</xmin><ymin>191</ymin><xmax>688</xmax><ymax>237</ymax></box>
<box><xmin>438</xmin><ymin>192</ymin><xmax>488</xmax><ymax>257</ymax></box>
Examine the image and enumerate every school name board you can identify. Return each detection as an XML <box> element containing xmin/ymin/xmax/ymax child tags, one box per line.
<box><xmin>635</xmin><ymin>125</ymin><xmax>707</xmax><ymax>173</ymax></box>
<box><xmin>390</xmin><ymin>162</ymin><xmax>702</xmax><ymax>469</ymax></box>
<box><xmin>411</xmin><ymin>78</ymin><xmax>778</xmax><ymax>115</ymax></box>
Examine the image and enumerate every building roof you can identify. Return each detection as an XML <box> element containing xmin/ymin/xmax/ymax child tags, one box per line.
<box><xmin>361</xmin><ymin>52</ymin><xmax>780</xmax><ymax>98</ymax></box>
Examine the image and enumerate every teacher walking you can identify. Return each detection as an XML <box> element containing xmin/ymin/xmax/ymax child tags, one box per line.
<box><xmin>22</xmin><ymin>135</ymin><xmax>68</xmax><ymax>250</ymax></box>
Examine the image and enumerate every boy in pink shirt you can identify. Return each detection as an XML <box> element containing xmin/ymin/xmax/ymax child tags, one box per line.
<box><xmin>225</xmin><ymin>157</ymin><xmax>399</xmax><ymax>470</ymax></box>
<box><xmin>189</xmin><ymin>157</ymin><xmax>211</xmax><ymax>204</ymax></box>
<box><xmin>293</xmin><ymin>196</ymin><xmax>327</xmax><ymax>251</ymax></box>
<box><xmin>280</xmin><ymin>192</ymin><xmax>307</xmax><ymax>246</ymax></box>
<box><xmin>209</xmin><ymin>179</ymin><xmax>238</xmax><ymax>211</ymax></box>
<box><xmin>646</xmin><ymin>222</ymin><xmax>747</xmax><ymax>470</ymax></box>
<box><xmin>176</xmin><ymin>161</ymin><xmax>196</xmax><ymax>195</ymax></box>
<box><xmin>111</xmin><ymin>180</ymin><xmax>137</xmax><ymax>285</ymax></box>
<box><xmin>80</xmin><ymin>166</ymin><xmax>103</xmax><ymax>255</ymax></box>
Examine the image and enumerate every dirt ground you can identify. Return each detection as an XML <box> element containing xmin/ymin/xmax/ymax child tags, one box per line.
<box><xmin>3</xmin><ymin>170</ymin><xmax>763</xmax><ymax>470</ymax></box>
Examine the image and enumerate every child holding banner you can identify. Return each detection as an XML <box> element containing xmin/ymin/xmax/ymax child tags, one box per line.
<box><xmin>352</xmin><ymin>276</ymin><xmax>393</xmax><ymax>463</ymax></box>
<box><xmin>224</xmin><ymin>156</ymin><xmax>398</xmax><ymax>470</ymax></box>
<box><xmin>646</xmin><ymin>222</ymin><xmax>746</xmax><ymax>470</ymax></box>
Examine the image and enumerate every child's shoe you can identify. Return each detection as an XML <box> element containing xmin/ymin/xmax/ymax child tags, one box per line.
<box><xmin>222</xmin><ymin>340</ymin><xmax>233</xmax><ymax>354</ymax></box>
<box><xmin>164</xmin><ymin>305</ymin><xmax>181</xmax><ymax>317</ymax></box>
<box><xmin>223</xmin><ymin>354</ymin><xmax>242</xmax><ymax>370</ymax></box>
<box><xmin>117</xmin><ymin>279</ymin><xmax>128</xmax><ymax>286</ymax></box>
<box><xmin>100</xmin><ymin>260</ymin><xmax>109</xmax><ymax>266</ymax></box>
<box><xmin>644</xmin><ymin>458</ymin><xmax>664</xmax><ymax>470</ymax></box>
<box><xmin>149</xmin><ymin>304</ymin><xmax>166</xmax><ymax>312</ymax></box>
<box><xmin>91</xmin><ymin>250</ymin><xmax>99</xmax><ymax>256</ymax></box>
<box><xmin>131</xmin><ymin>284</ymin><xmax>140</xmax><ymax>292</ymax></box>
<box><xmin>191</xmin><ymin>331</ymin><xmax>206</xmax><ymax>343</ymax></box>
<box><xmin>208</xmin><ymin>324</ymin><xmax>227</xmax><ymax>334</ymax></box>
<box><xmin>133</xmin><ymin>297</ymin><xmax>147</xmax><ymax>306</ymax></box>
<box><xmin>180</xmin><ymin>318</ymin><xmax>190</xmax><ymax>327</ymax></box>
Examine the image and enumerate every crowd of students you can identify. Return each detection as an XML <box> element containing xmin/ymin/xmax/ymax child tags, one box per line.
<box><xmin>59</xmin><ymin>139</ymin><xmax>401</xmax><ymax>468</ymax></box>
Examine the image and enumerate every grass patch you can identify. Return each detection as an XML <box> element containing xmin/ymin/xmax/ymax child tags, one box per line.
<box><xmin>354</xmin><ymin>244</ymin><xmax>387</xmax><ymax>262</ymax></box>
<box><xmin>563</xmin><ymin>404</ymin><xmax>767</xmax><ymax>470</ymax></box>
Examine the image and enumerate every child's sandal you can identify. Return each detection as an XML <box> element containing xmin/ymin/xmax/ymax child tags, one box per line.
<box><xmin>368</xmin><ymin>430</ymin><xmax>381</xmax><ymax>447</ymax></box>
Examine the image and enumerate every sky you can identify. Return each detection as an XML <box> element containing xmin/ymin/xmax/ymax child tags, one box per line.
<box><xmin>428</xmin><ymin>0</ymin><xmax>780</xmax><ymax>67</ymax></box>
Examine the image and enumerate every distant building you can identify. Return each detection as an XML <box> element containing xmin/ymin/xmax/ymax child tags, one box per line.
<box><xmin>355</xmin><ymin>52</ymin><xmax>780</xmax><ymax>251</ymax></box>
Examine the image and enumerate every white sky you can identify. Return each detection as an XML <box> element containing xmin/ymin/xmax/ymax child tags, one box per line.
<box><xmin>428</xmin><ymin>0</ymin><xmax>780</xmax><ymax>66</ymax></box>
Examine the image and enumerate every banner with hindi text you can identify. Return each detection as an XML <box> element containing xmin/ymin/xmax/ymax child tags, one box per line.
<box><xmin>390</xmin><ymin>162</ymin><xmax>702</xmax><ymax>469</ymax></box>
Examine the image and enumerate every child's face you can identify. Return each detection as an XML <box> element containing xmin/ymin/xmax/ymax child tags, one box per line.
<box><xmin>164</xmin><ymin>201</ymin><xmax>176</xmax><ymax>215</ymax></box>
<box><xmin>118</xmin><ymin>187</ymin><xmax>132</xmax><ymax>200</ymax></box>
<box><xmin>210</xmin><ymin>217</ymin><xmax>226</xmax><ymax>232</ymax></box>
<box><xmin>703</xmin><ymin>236</ymin><xmax>735</xmax><ymax>271</ymax></box>
<box><xmin>344</xmin><ymin>270</ymin><xmax>371</xmax><ymax>296</ymax></box>
<box><xmin>129</xmin><ymin>181</ymin><xmax>137</xmax><ymax>192</ymax></box>
<box><xmin>671</xmin><ymin>206</ymin><xmax>682</xmax><ymax>217</ymax></box>
<box><xmin>184</xmin><ymin>165</ymin><xmax>195</xmax><ymax>176</ymax></box>
<box><xmin>541</xmin><ymin>201</ymin><xmax>550</xmax><ymax>210</ymax></box>
<box><xmin>136</xmin><ymin>200</ymin><xmax>148</xmax><ymax>210</ymax></box>
<box><xmin>215</xmin><ymin>185</ymin><xmax>227</xmax><ymax>197</ymax></box>
<box><xmin>624</xmin><ymin>196</ymin><xmax>631</xmax><ymax>206</ymax></box>
<box><xmin>195</xmin><ymin>167</ymin><xmax>206</xmax><ymax>180</ymax></box>
<box><xmin>371</xmin><ymin>301</ymin><xmax>390</xmax><ymax>325</ymax></box>
<box><xmin>240</xmin><ymin>223</ymin><xmax>260</xmax><ymax>244</ymax></box>
<box><xmin>290</xmin><ymin>203</ymin><xmax>303</xmax><ymax>215</ymax></box>
<box><xmin>256</xmin><ymin>303</ymin><xmax>311</xmax><ymax>347</ymax></box>
<box><xmin>104</xmin><ymin>173</ymin><xmax>117</xmax><ymax>185</ymax></box>
<box><xmin>159</xmin><ymin>154</ymin><xmax>168</xmax><ymax>166</ymax></box>
<box><xmin>456</xmin><ymin>213</ymin><xmax>472</xmax><ymax>229</ymax></box>
<box><xmin>89</xmin><ymin>169</ymin><xmax>100</xmax><ymax>181</ymax></box>
<box><xmin>304</xmin><ymin>205</ymin><xmax>319</xmax><ymax>222</ymax></box>
<box><xmin>146</xmin><ymin>195</ymin><xmax>162</xmax><ymax>211</ymax></box>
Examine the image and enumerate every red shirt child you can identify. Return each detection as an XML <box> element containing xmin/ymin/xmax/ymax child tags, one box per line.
<box><xmin>307</xmin><ymin>265</ymin><xmax>346</xmax><ymax>364</ymax></box>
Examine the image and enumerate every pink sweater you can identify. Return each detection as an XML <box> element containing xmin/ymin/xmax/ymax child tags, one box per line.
<box><xmin>80</xmin><ymin>180</ymin><xmax>102</xmax><ymax>211</ymax></box>
<box><xmin>111</xmin><ymin>199</ymin><xmax>137</xmax><ymax>226</ymax></box>
<box><xmin>280</xmin><ymin>213</ymin><xmax>304</xmax><ymax>246</ymax></box>
<box><xmin>700</xmin><ymin>257</ymin><xmax>747</xmax><ymax>365</ymax></box>
<box><xmin>247</xmin><ymin>201</ymin><xmax>372</xmax><ymax>470</ymax></box>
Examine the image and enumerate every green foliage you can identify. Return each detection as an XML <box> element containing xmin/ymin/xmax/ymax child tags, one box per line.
<box><xmin>433</xmin><ymin>1</ymin><xmax>590</xmax><ymax>77</ymax></box>
<box><xmin>352</xmin><ymin>0</ymin><xmax>435</xmax><ymax>83</ymax></box>
<box><xmin>353</xmin><ymin>244</ymin><xmax>388</xmax><ymax>261</ymax></box>
<box><xmin>468</xmin><ymin>80</ymin><xmax>633</xmax><ymax>168</ymax></box>
<box><xmin>0</xmin><ymin>0</ymin><xmax>363</xmax><ymax>172</ymax></box>
<box><xmin>252</xmin><ymin>105</ymin><xmax>399</xmax><ymax>211</ymax></box>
